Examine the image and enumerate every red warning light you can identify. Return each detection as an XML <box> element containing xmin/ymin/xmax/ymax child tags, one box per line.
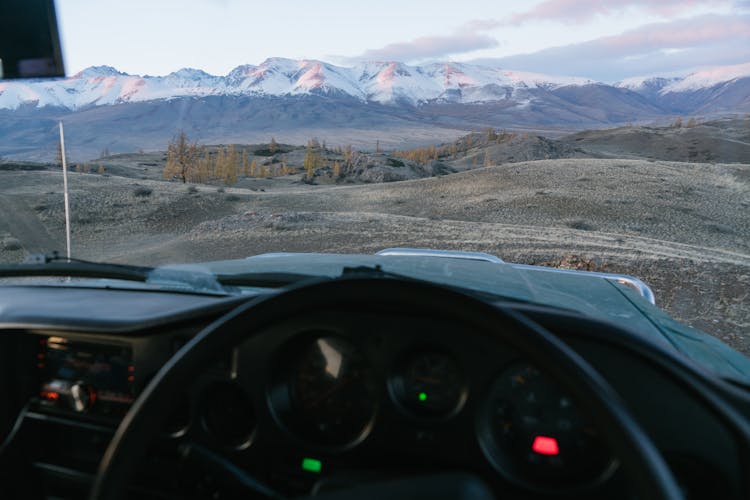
<box><xmin>40</xmin><ymin>391</ymin><xmax>59</xmax><ymax>401</ymax></box>
<box><xmin>532</xmin><ymin>435</ymin><xmax>559</xmax><ymax>456</ymax></box>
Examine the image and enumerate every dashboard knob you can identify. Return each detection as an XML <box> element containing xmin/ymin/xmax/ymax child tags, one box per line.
<box><xmin>69</xmin><ymin>382</ymin><xmax>96</xmax><ymax>412</ymax></box>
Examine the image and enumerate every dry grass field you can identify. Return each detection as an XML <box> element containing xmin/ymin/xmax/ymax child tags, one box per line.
<box><xmin>1</xmin><ymin>153</ymin><xmax>748</xmax><ymax>354</ymax></box>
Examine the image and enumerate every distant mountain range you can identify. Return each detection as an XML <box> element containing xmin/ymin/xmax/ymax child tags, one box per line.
<box><xmin>0</xmin><ymin>59</ymin><xmax>748</xmax><ymax>160</ymax></box>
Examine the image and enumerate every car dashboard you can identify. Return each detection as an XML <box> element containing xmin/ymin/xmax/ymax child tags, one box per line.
<box><xmin>0</xmin><ymin>284</ymin><xmax>749</xmax><ymax>499</ymax></box>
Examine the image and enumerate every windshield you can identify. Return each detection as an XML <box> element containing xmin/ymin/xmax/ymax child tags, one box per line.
<box><xmin>0</xmin><ymin>1</ymin><xmax>748</xmax><ymax>362</ymax></box>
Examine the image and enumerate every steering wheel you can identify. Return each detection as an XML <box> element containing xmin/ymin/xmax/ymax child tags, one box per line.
<box><xmin>89</xmin><ymin>277</ymin><xmax>684</xmax><ymax>500</ymax></box>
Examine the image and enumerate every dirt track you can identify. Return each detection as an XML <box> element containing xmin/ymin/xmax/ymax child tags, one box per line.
<box><xmin>0</xmin><ymin>194</ymin><xmax>59</xmax><ymax>253</ymax></box>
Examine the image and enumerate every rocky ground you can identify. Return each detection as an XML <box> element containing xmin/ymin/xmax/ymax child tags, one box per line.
<box><xmin>1</xmin><ymin>153</ymin><xmax>748</xmax><ymax>355</ymax></box>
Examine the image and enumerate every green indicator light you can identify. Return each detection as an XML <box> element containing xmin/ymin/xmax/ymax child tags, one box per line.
<box><xmin>302</xmin><ymin>457</ymin><xmax>322</xmax><ymax>474</ymax></box>
<box><xmin>418</xmin><ymin>392</ymin><xmax>428</xmax><ymax>402</ymax></box>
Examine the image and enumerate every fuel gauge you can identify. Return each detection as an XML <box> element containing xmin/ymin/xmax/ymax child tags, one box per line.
<box><xmin>390</xmin><ymin>351</ymin><xmax>467</xmax><ymax>419</ymax></box>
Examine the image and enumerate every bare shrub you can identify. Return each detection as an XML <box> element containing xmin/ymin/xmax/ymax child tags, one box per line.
<box><xmin>565</xmin><ymin>219</ymin><xmax>597</xmax><ymax>231</ymax></box>
<box><xmin>2</xmin><ymin>238</ymin><xmax>22</xmax><ymax>251</ymax></box>
<box><xmin>133</xmin><ymin>186</ymin><xmax>153</xmax><ymax>197</ymax></box>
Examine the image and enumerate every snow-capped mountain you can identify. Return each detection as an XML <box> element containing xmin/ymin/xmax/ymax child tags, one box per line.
<box><xmin>616</xmin><ymin>62</ymin><xmax>750</xmax><ymax>114</ymax></box>
<box><xmin>0</xmin><ymin>59</ymin><xmax>747</xmax><ymax>161</ymax></box>
<box><xmin>615</xmin><ymin>76</ymin><xmax>681</xmax><ymax>95</ymax></box>
<box><xmin>0</xmin><ymin>58</ymin><xmax>597</xmax><ymax>110</ymax></box>
<box><xmin>617</xmin><ymin>62</ymin><xmax>750</xmax><ymax>94</ymax></box>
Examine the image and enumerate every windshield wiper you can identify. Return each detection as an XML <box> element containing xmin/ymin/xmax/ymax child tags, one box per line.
<box><xmin>0</xmin><ymin>253</ymin><xmax>229</xmax><ymax>295</ymax></box>
<box><xmin>0</xmin><ymin>252</ymin><xmax>153</xmax><ymax>282</ymax></box>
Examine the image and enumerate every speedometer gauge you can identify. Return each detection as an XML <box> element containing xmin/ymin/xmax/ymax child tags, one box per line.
<box><xmin>478</xmin><ymin>362</ymin><xmax>616</xmax><ymax>492</ymax></box>
<box><xmin>270</xmin><ymin>335</ymin><xmax>377</xmax><ymax>448</ymax></box>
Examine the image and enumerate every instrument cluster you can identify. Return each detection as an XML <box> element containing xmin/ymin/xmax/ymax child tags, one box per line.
<box><xmin>31</xmin><ymin>316</ymin><xmax>616</xmax><ymax>494</ymax></box>
<box><xmin>219</xmin><ymin>316</ymin><xmax>617</xmax><ymax>494</ymax></box>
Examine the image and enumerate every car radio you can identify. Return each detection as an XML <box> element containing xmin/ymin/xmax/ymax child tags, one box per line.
<box><xmin>36</xmin><ymin>336</ymin><xmax>135</xmax><ymax>417</ymax></box>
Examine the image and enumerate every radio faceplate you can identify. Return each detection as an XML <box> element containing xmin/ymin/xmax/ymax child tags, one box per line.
<box><xmin>37</xmin><ymin>336</ymin><xmax>135</xmax><ymax>416</ymax></box>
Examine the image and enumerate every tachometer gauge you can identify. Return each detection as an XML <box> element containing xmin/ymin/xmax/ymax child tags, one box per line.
<box><xmin>390</xmin><ymin>351</ymin><xmax>466</xmax><ymax>418</ymax></box>
<box><xmin>478</xmin><ymin>362</ymin><xmax>616</xmax><ymax>492</ymax></box>
<box><xmin>270</xmin><ymin>335</ymin><xmax>377</xmax><ymax>448</ymax></box>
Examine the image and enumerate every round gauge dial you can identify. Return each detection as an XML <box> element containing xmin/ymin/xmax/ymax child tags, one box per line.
<box><xmin>478</xmin><ymin>362</ymin><xmax>615</xmax><ymax>491</ymax></box>
<box><xmin>200</xmin><ymin>381</ymin><xmax>256</xmax><ymax>449</ymax></box>
<box><xmin>273</xmin><ymin>336</ymin><xmax>377</xmax><ymax>448</ymax></box>
<box><xmin>391</xmin><ymin>351</ymin><xmax>466</xmax><ymax>418</ymax></box>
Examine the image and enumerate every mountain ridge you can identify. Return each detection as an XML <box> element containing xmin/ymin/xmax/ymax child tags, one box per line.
<box><xmin>8</xmin><ymin>58</ymin><xmax>747</xmax><ymax>111</ymax></box>
<box><xmin>0</xmin><ymin>59</ymin><xmax>748</xmax><ymax>161</ymax></box>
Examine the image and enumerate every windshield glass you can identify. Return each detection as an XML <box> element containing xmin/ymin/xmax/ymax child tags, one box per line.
<box><xmin>0</xmin><ymin>1</ymin><xmax>748</xmax><ymax>362</ymax></box>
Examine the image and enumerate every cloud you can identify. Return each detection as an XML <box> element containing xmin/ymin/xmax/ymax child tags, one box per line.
<box><xmin>472</xmin><ymin>14</ymin><xmax>750</xmax><ymax>81</ymax></box>
<box><xmin>575</xmin><ymin>14</ymin><xmax>750</xmax><ymax>57</ymax></box>
<box><xmin>345</xmin><ymin>20</ymin><xmax>501</xmax><ymax>63</ymax></box>
<box><xmin>507</xmin><ymin>0</ymin><xmax>730</xmax><ymax>25</ymax></box>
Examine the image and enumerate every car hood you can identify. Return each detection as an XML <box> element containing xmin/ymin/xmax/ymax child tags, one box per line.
<box><xmin>174</xmin><ymin>252</ymin><xmax>750</xmax><ymax>382</ymax></box>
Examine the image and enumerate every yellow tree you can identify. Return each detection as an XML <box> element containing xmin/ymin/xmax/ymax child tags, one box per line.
<box><xmin>223</xmin><ymin>145</ymin><xmax>238</xmax><ymax>185</ymax></box>
<box><xmin>304</xmin><ymin>140</ymin><xmax>322</xmax><ymax>180</ymax></box>
<box><xmin>224</xmin><ymin>163</ymin><xmax>238</xmax><ymax>185</ymax></box>
<box><xmin>218</xmin><ymin>147</ymin><xmax>228</xmax><ymax>178</ymax></box>
<box><xmin>55</xmin><ymin>142</ymin><xmax>69</xmax><ymax>169</ymax></box>
<box><xmin>195</xmin><ymin>148</ymin><xmax>211</xmax><ymax>182</ymax></box>
<box><xmin>163</xmin><ymin>130</ymin><xmax>200</xmax><ymax>183</ymax></box>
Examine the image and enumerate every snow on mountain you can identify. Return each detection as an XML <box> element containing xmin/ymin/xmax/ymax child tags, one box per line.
<box><xmin>615</xmin><ymin>76</ymin><xmax>680</xmax><ymax>93</ymax></box>
<box><xmin>661</xmin><ymin>62</ymin><xmax>750</xmax><ymax>93</ymax></box>
<box><xmin>0</xmin><ymin>58</ymin><xmax>601</xmax><ymax>110</ymax></box>
<box><xmin>356</xmin><ymin>62</ymin><xmax>442</xmax><ymax>103</ymax></box>
<box><xmin>0</xmin><ymin>58</ymin><xmax>746</xmax><ymax>111</ymax></box>
<box><xmin>617</xmin><ymin>63</ymin><xmax>750</xmax><ymax>95</ymax></box>
<box><xmin>73</xmin><ymin>65</ymin><xmax>127</xmax><ymax>78</ymax></box>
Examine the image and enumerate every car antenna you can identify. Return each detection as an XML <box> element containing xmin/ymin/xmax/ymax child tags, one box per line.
<box><xmin>58</xmin><ymin>121</ymin><xmax>72</xmax><ymax>261</ymax></box>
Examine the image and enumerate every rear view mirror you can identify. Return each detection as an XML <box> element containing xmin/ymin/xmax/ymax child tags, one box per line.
<box><xmin>0</xmin><ymin>0</ymin><xmax>65</xmax><ymax>79</ymax></box>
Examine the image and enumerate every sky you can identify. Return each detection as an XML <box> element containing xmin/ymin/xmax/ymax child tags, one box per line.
<box><xmin>55</xmin><ymin>0</ymin><xmax>750</xmax><ymax>82</ymax></box>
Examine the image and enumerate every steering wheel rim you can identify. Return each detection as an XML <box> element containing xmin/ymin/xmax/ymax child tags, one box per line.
<box><xmin>90</xmin><ymin>276</ymin><xmax>683</xmax><ymax>500</ymax></box>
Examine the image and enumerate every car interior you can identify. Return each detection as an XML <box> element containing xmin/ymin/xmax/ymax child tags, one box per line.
<box><xmin>0</xmin><ymin>264</ymin><xmax>749</xmax><ymax>499</ymax></box>
<box><xmin>1</xmin><ymin>2</ymin><xmax>749</xmax><ymax>500</ymax></box>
